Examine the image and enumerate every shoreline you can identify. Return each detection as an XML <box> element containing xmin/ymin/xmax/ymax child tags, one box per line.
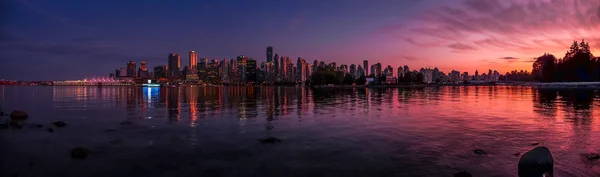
<box><xmin>6</xmin><ymin>82</ymin><xmax>600</xmax><ymax>89</ymax></box>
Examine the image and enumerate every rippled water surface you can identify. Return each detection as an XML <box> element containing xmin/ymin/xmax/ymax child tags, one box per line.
<box><xmin>1</xmin><ymin>86</ymin><xmax>600</xmax><ymax>177</ymax></box>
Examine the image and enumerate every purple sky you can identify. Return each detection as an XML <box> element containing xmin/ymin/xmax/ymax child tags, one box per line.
<box><xmin>1</xmin><ymin>0</ymin><xmax>599</xmax><ymax>81</ymax></box>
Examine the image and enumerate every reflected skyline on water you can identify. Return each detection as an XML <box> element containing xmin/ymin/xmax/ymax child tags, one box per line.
<box><xmin>1</xmin><ymin>86</ymin><xmax>600</xmax><ymax>176</ymax></box>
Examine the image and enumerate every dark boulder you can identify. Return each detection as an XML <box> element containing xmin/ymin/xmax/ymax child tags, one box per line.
<box><xmin>454</xmin><ymin>171</ymin><xmax>472</xmax><ymax>177</ymax></box>
<box><xmin>530</xmin><ymin>142</ymin><xmax>540</xmax><ymax>146</ymax></box>
<box><xmin>514</xmin><ymin>152</ymin><xmax>521</xmax><ymax>157</ymax></box>
<box><xmin>259</xmin><ymin>137</ymin><xmax>282</xmax><ymax>144</ymax></box>
<box><xmin>0</xmin><ymin>121</ymin><xmax>8</xmax><ymax>129</ymax></box>
<box><xmin>52</xmin><ymin>121</ymin><xmax>67</xmax><ymax>127</ymax></box>
<box><xmin>10</xmin><ymin>111</ymin><xmax>28</xmax><ymax>120</ymax></box>
<box><xmin>473</xmin><ymin>149</ymin><xmax>487</xmax><ymax>155</ymax></box>
<box><xmin>581</xmin><ymin>153</ymin><xmax>600</xmax><ymax>161</ymax></box>
<box><xmin>518</xmin><ymin>146</ymin><xmax>553</xmax><ymax>177</ymax></box>
<box><xmin>105</xmin><ymin>129</ymin><xmax>117</xmax><ymax>132</ymax></box>
<box><xmin>9</xmin><ymin>121</ymin><xmax>23</xmax><ymax>129</ymax></box>
<box><xmin>71</xmin><ymin>147</ymin><xmax>90</xmax><ymax>159</ymax></box>
<box><xmin>46</xmin><ymin>128</ymin><xmax>54</xmax><ymax>132</ymax></box>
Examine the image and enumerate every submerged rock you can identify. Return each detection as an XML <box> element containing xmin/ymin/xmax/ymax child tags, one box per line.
<box><xmin>9</xmin><ymin>121</ymin><xmax>23</xmax><ymax>129</ymax></box>
<box><xmin>105</xmin><ymin>129</ymin><xmax>117</xmax><ymax>132</ymax></box>
<box><xmin>71</xmin><ymin>147</ymin><xmax>90</xmax><ymax>159</ymax></box>
<box><xmin>52</xmin><ymin>121</ymin><xmax>67</xmax><ymax>127</ymax></box>
<box><xmin>518</xmin><ymin>146</ymin><xmax>553</xmax><ymax>177</ymax></box>
<box><xmin>473</xmin><ymin>149</ymin><xmax>487</xmax><ymax>155</ymax></box>
<box><xmin>581</xmin><ymin>153</ymin><xmax>600</xmax><ymax>161</ymax></box>
<box><xmin>10</xmin><ymin>111</ymin><xmax>28</xmax><ymax>120</ymax></box>
<box><xmin>119</xmin><ymin>121</ymin><xmax>132</xmax><ymax>125</ymax></box>
<box><xmin>454</xmin><ymin>171</ymin><xmax>472</xmax><ymax>177</ymax></box>
<box><xmin>0</xmin><ymin>121</ymin><xmax>8</xmax><ymax>130</ymax></box>
<box><xmin>514</xmin><ymin>152</ymin><xmax>521</xmax><ymax>157</ymax></box>
<box><xmin>46</xmin><ymin>128</ymin><xmax>54</xmax><ymax>132</ymax></box>
<box><xmin>259</xmin><ymin>137</ymin><xmax>282</xmax><ymax>144</ymax></box>
<box><xmin>530</xmin><ymin>142</ymin><xmax>540</xmax><ymax>146</ymax></box>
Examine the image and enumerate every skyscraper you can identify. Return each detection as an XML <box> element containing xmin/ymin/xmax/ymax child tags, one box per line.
<box><xmin>403</xmin><ymin>65</ymin><xmax>409</xmax><ymax>75</ymax></box>
<box><xmin>168</xmin><ymin>53</ymin><xmax>180</xmax><ymax>78</ymax></box>
<box><xmin>350</xmin><ymin>64</ymin><xmax>357</xmax><ymax>78</ymax></box>
<box><xmin>127</xmin><ymin>61</ymin><xmax>136</xmax><ymax>77</ymax></box>
<box><xmin>154</xmin><ymin>65</ymin><xmax>166</xmax><ymax>78</ymax></box>
<box><xmin>266</xmin><ymin>46</ymin><xmax>273</xmax><ymax>63</ymax></box>
<box><xmin>237</xmin><ymin>55</ymin><xmax>248</xmax><ymax>82</ymax></box>
<box><xmin>189</xmin><ymin>51</ymin><xmax>198</xmax><ymax>73</ymax></box>
<box><xmin>246</xmin><ymin>58</ymin><xmax>257</xmax><ymax>83</ymax></box>
<box><xmin>138</xmin><ymin>61</ymin><xmax>149</xmax><ymax>78</ymax></box>
<box><xmin>363</xmin><ymin>59</ymin><xmax>369</xmax><ymax>76</ymax></box>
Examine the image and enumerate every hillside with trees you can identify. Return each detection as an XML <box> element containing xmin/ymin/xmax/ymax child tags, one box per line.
<box><xmin>532</xmin><ymin>40</ymin><xmax>598</xmax><ymax>82</ymax></box>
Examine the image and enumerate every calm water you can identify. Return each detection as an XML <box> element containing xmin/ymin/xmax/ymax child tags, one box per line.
<box><xmin>1</xmin><ymin>86</ymin><xmax>600</xmax><ymax>177</ymax></box>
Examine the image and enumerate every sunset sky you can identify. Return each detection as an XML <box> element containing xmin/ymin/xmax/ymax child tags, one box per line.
<box><xmin>1</xmin><ymin>0</ymin><xmax>599</xmax><ymax>80</ymax></box>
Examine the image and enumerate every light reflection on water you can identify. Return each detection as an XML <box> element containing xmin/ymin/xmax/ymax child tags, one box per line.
<box><xmin>1</xmin><ymin>86</ymin><xmax>599</xmax><ymax>177</ymax></box>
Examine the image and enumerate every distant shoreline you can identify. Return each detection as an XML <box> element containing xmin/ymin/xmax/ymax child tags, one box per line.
<box><xmin>6</xmin><ymin>82</ymin><xmax>600</xmax><ymax>89</ymax></box>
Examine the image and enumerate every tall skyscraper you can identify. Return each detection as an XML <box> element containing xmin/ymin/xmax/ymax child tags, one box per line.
<box><xmin>266</xmin><ymin>46</ymin><xmax>273</xmax><ymax>63</ymax></box>
<box><xmin>363</xmin><ymin>59</ymin><xmax>369</xmax><ymax>76</ymax></box>
<box><xmin>168</xmin><ymin>53</ymin><xmax>180</xmax><ymax>78</ymax></box>
<box><xmin>154</xmin><ymin>65</ymin><xmax>166</xmax><ymax>78</ymax></box>
<box><xmin>297</xmin><ymin>57</ymin><xmax>306</xmax><ymax>83</ymax></box>
<box><xmin>189</xmin><ymin>51</ymin><xmax>198</xmax><ymax>73</ymax></box>
<box><xmin>237</xmin><ymin>55</ymin><xmax>248</xmax><ymax>82</ymax></box>
<box><xmin>403</xmin><ymin>65</ymin><xmax>409</xmax><ymax>74</ymax></box>
<box><xmin>138</xmin><ymin>61</ymin><xmax>149</xmax><ymax>78</ymax></box>
<box><xmin>127</xmin><ymin>61</ymin><xmax>136</xmax><ymax>77</ymax></box>
<box><xmin>350</xmin><ymin>64</ymin><xmax>357</xmax><ymax>77</ymax></box>
<box><xmin>245</xmin><ymin>58</ymin><xmax>257</xmax><ymax>83</ymax></box>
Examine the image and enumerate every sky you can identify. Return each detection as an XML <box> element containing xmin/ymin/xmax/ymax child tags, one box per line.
<box><xmin>0</xmin><ymin>0</ymin><xmax>599</xmax><ymax>81</ymax></box>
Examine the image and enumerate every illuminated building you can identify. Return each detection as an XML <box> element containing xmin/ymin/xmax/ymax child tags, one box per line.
<box><xmin>189</xmin><ymin>51</ymin><xmax>198</xmax><ymax>74</ymax></box>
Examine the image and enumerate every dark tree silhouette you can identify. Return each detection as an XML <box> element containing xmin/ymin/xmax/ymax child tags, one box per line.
<box><xmin>343</xmin><ymin>74</ymin><xmax>355</xmax><ymax>85</ymax></box>
<box><xmin>529</xmin><ymin>40</ymin><xmax>596</xmax><ymax>82</ymax></box>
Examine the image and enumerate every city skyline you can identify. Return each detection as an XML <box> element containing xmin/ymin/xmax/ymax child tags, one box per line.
<box><xmin>1</xmin><ymin>0</ymin><xmax>599</xmax><ymax>80</ymax></box>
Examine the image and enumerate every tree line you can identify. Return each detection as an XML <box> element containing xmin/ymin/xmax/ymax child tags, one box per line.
<box><xmin>532</xmin><ymin>40</ymin><xmax>598</xmax><ymax>82</ymax></box>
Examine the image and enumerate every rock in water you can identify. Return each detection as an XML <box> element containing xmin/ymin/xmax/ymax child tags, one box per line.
<box><xmin>473</xmin><ymin>149</ymin><xmax>487</xmax><ymax>155</ymax></box>
<box><xmin>10</xmin><ymin>111</ymin><xmax>28</xmax><ymax>120</ymax></box>
<box><xmin>46</xmin><ymin>128</ymin><xmax>54</xmax><ymax>132</ymax></box>
<box><xmin>52</xmin><ymin>121</ymin><xmax>67</xmax><ymax>127</ymax></box>
<box><xmin>259</xmin><ymin>137</ymin><xmax>282</xmax><ymax>144</ymax></box>
<box><xmin>0</xmin><ymin>122</ymin><xmax>8</xmax><ymax>130</ymax></box>
<box><xmin>518</xmin><ymin>146</ymin><xmax>553</xmax><ymax>177</ymax></box>
<box><xmin>9</xmin><ymin>121</ymin><xmax>23</xmax><ymax>129</ymax></box>
<box><xmin>71</xmin><ymin>147</ymin><xmax>90</xmax><ymax>159</ymax></box>
<box><xmin>454</xmin><ymin>171</ymin><xmax>472</xmax><ymax>177</ymax></box>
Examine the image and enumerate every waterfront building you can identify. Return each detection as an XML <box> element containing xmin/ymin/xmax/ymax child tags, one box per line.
<box><xmin>168</xmin><ymin>53</ymin><xmax>180</xmax><ymax>78</ymax></box>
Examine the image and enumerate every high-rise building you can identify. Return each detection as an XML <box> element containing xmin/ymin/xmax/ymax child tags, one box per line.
<box><xmin>154</xmin><ymin>65</ymin><xmax>166</xmax><ymax>78</ymax></box>
<box><xmin>127</xmin><ymin>61</ymin><xmax>136</xmax><ymax>77</ymax></box>
<box><xmin>357</xmin><ymin>65</ymin><xmax>364</xmax><ymax>77</ymax></box>
<box><xmin>274</xmin><ymin>54</ymin><xmax>279</xmax><ymax>74</ymax></box>
<box><xmin>297</xmin><ymin>57</ymin><xmax>307</xmax><ymax>83</ymax></box>
<box><xmin>403</xmin><ymin>65</ymin><xmax>409</xmax><ymax>75</ymax></box>
<box><xmin>313</xmin><ymin>60</ymin><xmax>318</xmax><ymax>72</ymax></box>
<box><xmin>246</xmin><ymin>58</ymin><xmax>257</xmax><ymax>83</ymax></box>
<box><xmin>237</xmin><ymin>55</ymin><xmax>248</xmax><ymax>82</ymax></box>
<box><xmin>375</xmin><ymin>63</ymin><xmax>382</xmax><ymax>76</ymax></box>
<box><xmin>387</xmin><ymin>65</ymin><xmax>393</xmax><ymax>76</ymax></box>
<box><xmin>115</xmin><ymin>69</ymin><xmax>120</xmax><ymax>78</ymax></box>
<box><xmin>219</xmin><ymin>59</ymin><xmax>228</xmax><ymax>83</ymax></box>
<box><xmin>397</xmin><ymin>66</ymin><xmax>404</xmax><ymax>78</ymax></box>
<box><xmin>138</xmin><ymin>61</ymin><xmax>149</xmax><ymax>78</ymax></box>
<box><xmin>363</xmin><ymin>59</ymin><xmax>369</xmax><ymax>76</ymax></box>
<box><xmin>119</xmin><ymin>68</ymin><xmax>127</xmax><ymax>77</ymax></box>
<box><xmin>350</xmin><ymin>64</ymin><xmax>357</xmax><ymax>78</ymax></box>
<box><xmin>266</xmin><ymin>46</ymin><xmax>273</xmax><ymax>63</ymax></box>
<box><xmin>168</xmin><ymin>53</ymin><xmax>180</xmax><ymax>78</ymax></box>
<box><xmin>370</xmin><ymin>65</ymin><xmax>375</xmax><ymax>77</ymax></box>
<box><xmin>189</xmin><ymin>51</ymin><xmax>198</xmax><ymax>74</ymax></box>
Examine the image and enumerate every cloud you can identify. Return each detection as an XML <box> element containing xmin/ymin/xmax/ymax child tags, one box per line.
<box><xmin>448</xmin><ymin>43</ymin><xmax>476</xmax><ymax>51</ymax></box>
<box><xmin>499</xmin><ymin>57</ymin><xmax>519</xmax><ymax>60</ymax></box>
<box><xmin>401</xmin><ymin>0</ymin><xmax>600</xmax><ymax>55</ymax></box>
<box><xmin>401</xmin><ymin>56</ymin><xmax>422</xmax><ymax>61</ymax></box>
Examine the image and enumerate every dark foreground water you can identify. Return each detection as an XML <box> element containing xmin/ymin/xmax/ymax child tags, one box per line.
<box><xmin>1</xmin><ymin>86</ymin><xmax>599</xmax><ymax>177</ymax></box>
